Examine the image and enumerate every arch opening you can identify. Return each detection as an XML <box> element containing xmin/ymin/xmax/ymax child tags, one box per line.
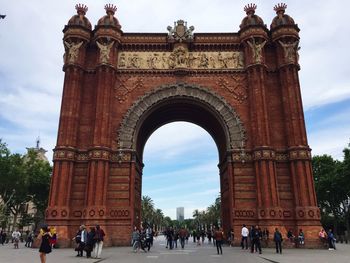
<box><xmin>142</xmin><ymin>122</ymin><xmax>221</xmax><ymax>222</ymax></box>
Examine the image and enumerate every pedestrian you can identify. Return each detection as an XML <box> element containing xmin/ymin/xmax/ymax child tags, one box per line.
<box><xmin>327</xmin><ymin>229</ymin><xmax>336</xmax><ymax>250</ymax></box>
<box><xmin>1</xmin><ymin>230</ymin><xmax>7</xmax><ymax>245</ymax></box>
<box><xmin>241</xmin><ymin>224</ymin><xmax>249</xmax><ymax>249</ymax></box>
<box><xmin>319</xmin><ymin>228</ymin><xmax>327</xmax><ymax>247</ymax></box>
<box><xmin>207</xmin><ymin>229</ymin><xmax>212</xmax><ymax>243</ymax></box>
<box><xmin>192</xmin><ymin>229</ymin><xmax>196</xmax><ymax>243</ymax></box>
<box><xmin>11</xmin><ymin>229</ymin><xmax>21</xmax><ymax>249</ymax></box>
<box><xmin>49</xmin><ymin>227</ymin><xmax>57</xmax><ymax>248</ymax></box>
<box><xmin>262</xmin><ymin>228</ymin><xmax>269</xmax><ymax>247</ymax></box>
<box><xmin>78</xmin><ymin>225</ymin><xmax>87</xmax><ymax>257</ymax></box>
<box><xmin>179</xmin><ymin>227</ymin><xmax>187</xmax><ymax>249</ymax></box>
<box><xmin>86</xmin><ymin>227</ymin><xmax>96</xmax><ymax>258</ymax></box>
<box><xmin>273</xmin><ymin>228</ymin><xmax>283</xmax><ymax>254</ymax></box>
<box><xmin>26</xmin><ymin>230</ymin><xmax>34</xmax><ymax>248</ymax></box>
<box><xmin>173</xmin><ymin>229</ymin><xmax>179</xmax><ymax>248</ymax></box>
<box><xmin>38</xmin><ymin>225</ymin><xmax>52</xmax><ymax>263</ymax></box>
<box><xmin>131</xmin><ymin>226</ymin><xmax>140</xmax><ymax>251</ymax></box>
<box><xmin>214</xmin><ymin>227</ymin><xmax>224</xmax><ymax>254</ymax></box>
<box><xmin>298</xmin><ymin>229</ymin><xmax>305</xmax><ymax>245</ymax></box>
<box><xmin>145</xmin><ymin>226</ymin><xmax>153</xmax><ymax>251</ymax></box>
<box><xmin>228</xmin><ymin>228</ymin><xmax>234</xmax><ymax>246</ymax></box>
<box><xmin>250</xmin><ymin>225</ymin><xmax>262</xmax><ymax>254</ymax></box>
<box><xmin>93</xmin><ymin>225</ymin><xmax>105</xmax><ymax>259</ymax></box>
<box><xmin>196</xmin><ymin>229</ymin><xmax>201</xmax><ymax>246</ymax></box>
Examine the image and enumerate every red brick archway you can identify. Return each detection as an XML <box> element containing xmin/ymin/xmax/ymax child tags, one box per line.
<box><xmin>46</xmin><ymin>4</ymin><xmax>321</xmax><ymax>247</ymax></box>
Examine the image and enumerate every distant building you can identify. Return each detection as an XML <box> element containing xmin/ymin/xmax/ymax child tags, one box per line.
<box><xmin>176</xmin><ymin>207</ymin><xmax>184</xmax><ymax>221</ymax></box>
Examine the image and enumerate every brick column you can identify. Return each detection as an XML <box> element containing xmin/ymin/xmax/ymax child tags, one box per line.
<box><xmin>244</xmin><ymin>36</ymin><xmax>281</xmax><ymax>223</ymax></box>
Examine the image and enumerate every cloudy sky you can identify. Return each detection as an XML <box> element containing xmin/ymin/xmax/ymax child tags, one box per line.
<box><xmin>1</xmin><ymin>0</ymin><xmax>349</xmax><ymax>219</ymax></box>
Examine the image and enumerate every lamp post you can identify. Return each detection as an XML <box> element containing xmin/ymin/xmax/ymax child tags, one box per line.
<box><xmin>0</xmin><ymin>15</ymin><xmax>6</xmax><ymax>19</ymax></box>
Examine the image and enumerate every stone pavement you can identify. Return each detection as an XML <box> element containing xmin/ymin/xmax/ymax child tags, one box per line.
<box><xmin>0</xmin><ymin>236</ymin><xmax>349</xmax><ymax>263</ymax></box>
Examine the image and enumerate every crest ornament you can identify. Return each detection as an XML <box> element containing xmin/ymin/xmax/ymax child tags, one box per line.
<box><xmin>167</xmin><ymin>20</ymin><xmax>195</xmax><ymax>42</ymax></box>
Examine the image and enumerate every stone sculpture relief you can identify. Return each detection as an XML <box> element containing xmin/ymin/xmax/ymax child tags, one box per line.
<box><xmin>117</xmin><ymin>47</ymin><xmax>244</xmax><ymax>70</ymax></box>
<box><xmin>96</xmin><ymin>41</ymin><xmax>114</xmax><ymax>63</ymax></box>
<box><xmin>247</xmin><ymin>37</ymin><xmax>266</xmax><ymax>63</ymax></box>
<box><xmin>64</xmin><ymin>41</ymin><xmax>83</xmax><ymax>63</ymax></box>
<box><xmin>279</xmin><ymin>40</ymin><xmax>300</xmax><ymax>63</ymax></box>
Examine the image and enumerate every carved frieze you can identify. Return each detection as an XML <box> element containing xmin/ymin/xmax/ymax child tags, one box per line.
<box><xmin>117</xmin><ymin>48</ymin><xmax>244</xmax><ymax>70</ymax></box>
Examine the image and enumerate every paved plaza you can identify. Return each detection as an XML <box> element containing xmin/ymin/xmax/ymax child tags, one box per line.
<box><xmin>0</xmin><ymin>236</ymin><xmax>349</xmax><ymax>263</ymax></box>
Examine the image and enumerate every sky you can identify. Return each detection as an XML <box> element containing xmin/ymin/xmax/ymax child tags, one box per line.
<box><xmin>0</xmin><ymin>0</ymin><xmax>349</xmax><ymax>219</ymax></box>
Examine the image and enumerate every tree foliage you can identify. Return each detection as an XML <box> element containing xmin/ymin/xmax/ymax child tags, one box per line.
<box><xmin>0</xmin><ymin>139</ymin><xmax>52</xmax><ymax>230</ymax></box>
<box><xmin>313</xmin><ymin>145</ymin><xmax>350</xmax><ymax>235</ymax></box>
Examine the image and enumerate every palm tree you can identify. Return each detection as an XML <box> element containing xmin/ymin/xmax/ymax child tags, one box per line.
<box><xmin>154</xmin><ymin>209</ymin><xmax>164</xmax><ymax>231</ymax></box>
<box><xmin>141</xmin><ymin>195</ymin><xmax>155</xmax><ymax>226</ymax></box>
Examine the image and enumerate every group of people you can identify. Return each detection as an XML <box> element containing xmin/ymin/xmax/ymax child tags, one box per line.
<box><xmin>319</xmin><ymin>228</ymin><xmax>336</xmax><ymax>250</ymax></box>
<box><xmin>131</xmin><ymin>226</ymin><xmax>154</xmax><ymax>252</ymax></box>
<box><xmin>73</xmin><ymin>224</ymin><xmax>105</xmax><ymax>259</ymax></box>
<box><xmin>0</xmin><ymin>229</ymin><xmax>39</xmax><ymax>249</ymax></box>
<box><xmin>162</xmin><ymin>226</ymin><xmax>226</xmax><ymax>254</ymax></box>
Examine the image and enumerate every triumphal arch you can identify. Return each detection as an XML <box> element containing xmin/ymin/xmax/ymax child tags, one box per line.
<box><xmin>47</xmin><ymin>3</ymin><xmax>321</xmax><ymax>246</ymax></box>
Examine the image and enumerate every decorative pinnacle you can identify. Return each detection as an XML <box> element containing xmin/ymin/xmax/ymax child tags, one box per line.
<box><xmin>274</xmin><ymin>3</ymin><xmax>287</xmax><ymax>14</ymax></box>
<box><xmin>75</xmin><ymin>3</ymin><xmax>88</xmax><ymax>15</ymax></box>
<box><xmin>105</xmin><ymin>4</ymin><xmax>117</xmax><ymax>15</ymax></box>
<box><xmin>244</xmin><ymin>3</ymin><xmax>257</xmax><ymax>15</ymax></box>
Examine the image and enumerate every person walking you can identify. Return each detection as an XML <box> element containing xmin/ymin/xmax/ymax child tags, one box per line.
<box><xmin>179</xmin><ymin>227</ymin><xmax>188</xmax><ymax>249</ymax></box>
<box><xmin>145</xmin><ymin>226</ymin><xmax>153</xmax><ymax>251</ymax></box>
<box><xmin>273</xmin><ymin>228</ymin><xmax>283</xmax><ymax>254</ymax></box>
<box><xmin>78</xmin><ymin>225</ymin><xmax>87</xmax><ymax>257</ymax></box>
<box><xmin>38</xmin><ymin>225</ymin><xmax>52</xmax><ymax>263</ymax></box>
<box><xmin>93</xmin><ymin>225</ymin><xmax>105</xmax><ymax>259</ymax></box>
<box><xmin>250</xmin><ymin>225</ymin><xmax>262</xmax><ymax>254</ymax></box>
<box><xmin>228</xmin><ymin>228</ymin><xmax>234</xmax><ymax>247</ymax></box>
<box><xmin>1</xmin><ymin>230</ymin><xmax>7</xmax><ymax>245</ymax></box>
<box><xmin>327</xmin><ymin>229</ymin><xmax>336</xmax><ymax>250</ymax></box>
<box><xmin>241</xmin><ymin>224</ymin><xmax>249</xmax><ymax>249</ymax></box>
<box><xmin>86</xmin><ymin>227</ymin><xmax>96</xmax><ymax>258</ymax></box>
<box><xmin>214</xmin><ymin>227</ymin><xmax>224</xmax><ymax>254</ymax></box>
<box><xmin>11</xmin><ymin>229</ymin><xmax>21</xmax><ymax>249</ymax></box>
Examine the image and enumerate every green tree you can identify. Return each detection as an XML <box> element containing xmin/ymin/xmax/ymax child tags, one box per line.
<box><xmin>0</xmin><ymin>139</ymin><xmax>52</xmax><ymax>230</ymax></box>
<box><xmin>141</xmin><ymin>195</ymin><xmax>155</xmax><ymax>226</ymax></box>
<box><xmin>25</xmin><ymin>149</ymin><xmax>52</xmax><ymax>228</ymax></box>
<box><xmin>313</xmin><ymin>152</ymin><xmax>349</xmax><ymax>235</ymax></box>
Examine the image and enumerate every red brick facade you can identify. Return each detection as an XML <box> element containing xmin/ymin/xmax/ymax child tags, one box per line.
<box><xmin>47</xmin><ymin>4</ymin><xmax>321</xmax><ymax>247</ymax></box>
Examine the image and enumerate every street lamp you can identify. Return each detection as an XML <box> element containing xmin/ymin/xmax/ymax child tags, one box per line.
<box><xmin>0</xmin><ymin>15</ymin><xmax>6</xmax><ymax>19</ymax></box>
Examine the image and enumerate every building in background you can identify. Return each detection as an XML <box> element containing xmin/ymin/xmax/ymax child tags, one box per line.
<box><xmin>176</xmin><ymin>207</ymin><xmax>184</xmax><ymax>221</ymax></box>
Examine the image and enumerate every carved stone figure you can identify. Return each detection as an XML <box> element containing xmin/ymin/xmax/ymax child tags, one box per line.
<box><xmin>129</xmin><ymin>54</ymin><xmax>141</xmax><ymax>68</ymax></box>
<box><xmin>218</xmin><ymin>52</ymin><xmax>228</xmax><ymax>68</ymax></box>
<box><xmin>96</xmin><ymin>41</ymin><xmax>114</xmax><ymax>63</ymax></box>
<box><xmin>199</xmin><ymin>53</ymin><xmax>209</xmax><ymax>68</ymax></box>
<box><xmin>118</xmin><ymin>53</ymin><xmax>126</xmax><ymax>67</ymax></box>
<box><xmin>279</xmin><ymin>40</ymin><xmax>299</xmax><ymax>63</ymax></box>
<box><xmin>147</xmin><ymin>53</ymin><xmax>159</xmax><ymax>69</ymax></box>
<box><xmin>64</xmin><ymin>41</ymin><xmax>83</xmax><ymax>63</ymax></box>
<box><xmin>238</xmin><ymin>52</ymin><xmax>245</xmax><ymax>68</ymax></box>
<box><xmin>161</xmin><ymin>53</ymin><xmax>168</xmax><ymax>69</ymax></box>
<box><xmin>186</xmin><ymin>25</ymin><xmax>195</xmax><ymax>40</ymax></box>
<box><xmin>187</xmin><ymin>53</ymin><xmax>197</xmax><ymax>68</ymax></box>
<box><xmin>247</xmin><ymin>38</ymin><xmax>266</xmax><ymax>63</ymax></box>
<box><xmin>173</xmin><ymin>47</ymin><xmax>188</xmax><ymax>68</ymax></box>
